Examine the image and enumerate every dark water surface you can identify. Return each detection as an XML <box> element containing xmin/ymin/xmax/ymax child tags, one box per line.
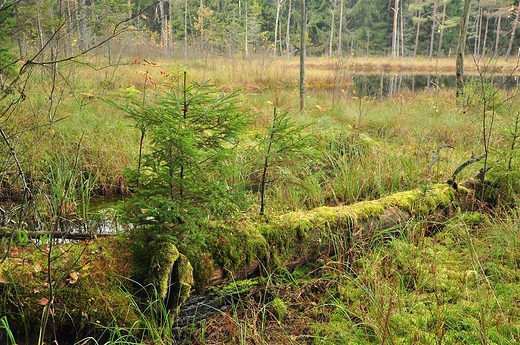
<box><xmin>340</xmin><ymin>73</ymin><xmax>520</xmax><ymax>98</ymax></box>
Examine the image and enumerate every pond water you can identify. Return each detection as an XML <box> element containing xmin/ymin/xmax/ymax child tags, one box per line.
<box><xmin>343</xmin><ymin>73</ymin><xmax>520</xmax><ymax>98</ymax></box>
<box><xmin>56</xmin><ymin>197</ymin><xmax>130</xmax><ymax>237</ymax></box>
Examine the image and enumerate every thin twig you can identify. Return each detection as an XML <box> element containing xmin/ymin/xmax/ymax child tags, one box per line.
<box><xmin>427</xmin><ymin>143</ymin><xmax>454</xmax><ymax>175</ymax></box>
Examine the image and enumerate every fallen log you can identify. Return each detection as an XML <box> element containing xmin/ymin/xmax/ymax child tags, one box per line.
<box><xmin>171</xmin><ymin>181</ymin><xmax>475</xmax><ymax>333</ymax></box>
<box><xmin>0</xmin><ymin>181</ymin><xmax>477</xmax><ymax>343</ymax></box>
<box><xmin>198</xmin><ymin>182</ymin><xmax>465</xmax><ymax>289</ymax></box>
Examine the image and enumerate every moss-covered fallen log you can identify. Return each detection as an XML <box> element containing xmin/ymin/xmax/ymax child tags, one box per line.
<box><xmin>0</xmin><ymin>181</ymin><xmax>474</xmax><ymax>343</ymax></box>
<box><xmin>197</xmin><ymin>182</ymin><xmax>465</xmax><ymax>289</ymax></box>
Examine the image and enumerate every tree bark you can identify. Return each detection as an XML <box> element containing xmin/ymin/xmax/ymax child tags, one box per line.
<box><xmin>205</xmin><ymin>182</ymin><xmax>472</xmax><ymax>287</ymax></box>
<box><xmin>329</xmin><ymin>6</ymin><xmax>335</xmax><ymax>58</ymax></box>
<box><xmin>274</xmin><ymin>0</ymin><xmax>282</xmax><ymax>56</ymax></box>
<box><xmin>337</xmin><ymin>0</ymin><xmax>344</xmax><ymax>57</ymax></box>
<box><xmin>474</xmin><ymin>5</ymin><xmax>482</xmax><ymax>58</ymax></box>
<box><xmin>286</xmin><ymin>0</ymin><xmax>292</xmax><ymax>58</ymax></box>
<box><xmin>391</xmin><ymin>0</ymin><xmax>399</xmax><ymax>57</ymax></box>
<box><xmin>299</xmin><ymin>0</ymin><xmax>306</xmax><ymax>111</ymax></box>
<box><xmin>482</xmin><ymin>12</ymin><xmax>489</xmax><ymax>57</ymax></box>
<box><xmin>413</xmin><ymin>10</ymin><xmax>422</xmax><ymax>58</ymax></box>
<box><xmin>185</xmin><ymin>0</ymin><xmax>188</xmax><ymax>57</ymax></box>
<box><xmin>456</xmin><ymin>0</ymin><xmax>472</xmax><ymax>98</ymax></box>
<box><xmin>505</xmin><ymin>3</ymin><xmax>520</xmax><ymax>61</ymax></box>
<box><xmin>495</xmin><ymin>13</ymin><xmax>501</xmax><ymax>57</ymax></box>
<box><xmin>437</xmin><ymin>1</ymin><xmax>447</xmax><ymax>58</ymax></box>
<box><xmin>428</xmin><ymin>0</ymin><xmax>438</xmax><ymax>60</ymax></box>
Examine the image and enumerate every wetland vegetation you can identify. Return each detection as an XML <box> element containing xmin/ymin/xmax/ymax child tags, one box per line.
<box><xmin>1</xmin><ymin>47</ymin><xmax>520</xmax><ymax>344</ymax></box>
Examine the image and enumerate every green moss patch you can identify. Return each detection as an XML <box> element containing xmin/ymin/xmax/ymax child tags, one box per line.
<box><xmin>0</xmin><ymin>237</ymin><xmax>137</xmax><ymax>342</ymax></box>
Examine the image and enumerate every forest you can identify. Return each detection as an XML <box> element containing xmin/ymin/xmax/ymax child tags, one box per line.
<box><xmin>4</xmin><ymin>0</ymin><xmax>520</xmax><ymax>60</ymax></box>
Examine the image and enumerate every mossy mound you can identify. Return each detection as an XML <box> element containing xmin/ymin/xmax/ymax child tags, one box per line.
<box><xmin>0</xmin><ymin>236</ymin><xmax>138</xmax><ymax>342</ymax></box>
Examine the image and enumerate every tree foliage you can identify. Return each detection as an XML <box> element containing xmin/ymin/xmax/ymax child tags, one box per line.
<box><xmin>2</xmin><ymin>0</ymin><xmax>520</xmax><ymax>59</ymax></box>
<box><xmin>118</xmin><ymin>72</ymin><xmax>251</xmax><ymax>243</ymax></box>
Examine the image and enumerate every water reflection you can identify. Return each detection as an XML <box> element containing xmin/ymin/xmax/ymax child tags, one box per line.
<box><xmin>348</xmin><ymin>73</ymin><xmax>520</xmax><ymax>98</ymax></box>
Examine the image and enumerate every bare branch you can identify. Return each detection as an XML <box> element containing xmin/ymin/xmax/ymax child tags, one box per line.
<box><xmin>427</xmin><ymin>143</ymin><xmax>454</xmax><ymax>175</ymax></box>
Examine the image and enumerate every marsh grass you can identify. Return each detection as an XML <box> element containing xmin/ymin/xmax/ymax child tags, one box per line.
<box><xmin>187</xmin><ymin>209</ymin><xmax>520</xmax><ymax>344</ymax></box>
<box><xmin>3</xmin><ymin>55</ymin><xmax>520</xmax><ymax>343</ymax></box>
<box><xmin>5</xmin><ymin>56</ymin><xmax>518</xmax><ymax>219</ymax></box>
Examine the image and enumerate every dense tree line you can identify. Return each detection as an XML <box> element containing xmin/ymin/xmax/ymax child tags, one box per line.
<box><xmin>2</xmin><ymin>0</ymin><xmax>520</xmax><ymax>62</ymax></box>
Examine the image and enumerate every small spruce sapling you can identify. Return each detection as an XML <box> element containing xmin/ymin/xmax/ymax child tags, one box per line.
<box><xmin>256</xmin><ymin>108</ymin><xmax>314</xmax><ymax>215</ymax></box>
<box><xmin>118</xmin><ymin>72</ymin><xmax>251</xmax><ymax>244</ymax></box>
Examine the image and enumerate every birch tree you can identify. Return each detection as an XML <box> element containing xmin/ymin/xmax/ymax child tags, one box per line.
<box><xmin>274</xmin><ymin>0</ymin><xmax>283</xmax><ymax>56</ymax></box>
<box><xmin>391</xmin><ymin>0</ymin><xmax>399</xmax><ymax>56</ymax></box>
<box><xmin>505</xmin><ymin>2</ymin><xmax>520</xmax><ymax>61</ymax></box>
<box><xmin>337</xmin><ymin>0</ymin><xmax>344</xmax><ymax>57</ymax></box>
<box><xmin>286</xmin><ymin>0</ymin><xmax>293</xmax><ymax>58</ymax></box>
<box><xmin>456</xmin><ymin>0</ymin><xmax>472</xmax><ymax>98</ymax></box>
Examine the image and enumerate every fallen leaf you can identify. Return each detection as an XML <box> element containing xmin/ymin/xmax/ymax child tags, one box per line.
<box><xmin>68</xmin><ymin>270</ymin><xmax>80</xmax><ymax>284</ymax></box>
<box><xmin>34</xmin><ymin>263</ymin><xmax>42</xmax><ymax>273</ymax></box>
<box><xmin>38</xmin><ymin>297</ymin><xmax>49</xmax><ymax>306</ymax></box>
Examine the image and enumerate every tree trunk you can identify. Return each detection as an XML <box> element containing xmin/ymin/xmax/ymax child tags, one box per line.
<box><xmin>169</xmin><ymin>0</ymin><xmax>173</xmax><ymax>50</ymax></box>
<box><xmin>245</xmin><ymin>0</ymin><xmax>249</xmax><ymax>57</ymax></box>
<box><xmin>456</xmin><ymin>0</ymin><xmax>472</xmax><ymax>98</ymax></box>
<box><xmin>286</xmin><ymin>0</ymin><xmax>292</xmax><ymax>58</ymax></box>
<box><xmin>185</xmin><ymin>0</ymin><xmax>188</xmax><ymax>57</ymax></box>
<box><xmin>505</xmin><ymin>3</ymin><xmax>520</xmax><ymax>61</ymax></box>
<box><xmin>391</xmin><ymin>0</ymin><xmax>399</xmax><ymax>57</ymax></box>
<box><xmin>437</xmin><ymin>1</ymin><xmax>447</xmax><ymax>58</ymax></box>
<box><xmin>495</xmin><ymin>12</ymin><xmax>502</xmax><ymax>57</ymax></box>
<box><xmin>204</xmin><ymin>182</ymin><xmax>477</xmax><ymax>288</ymax></box>
<box><xmin>200</xmin><ymin>0</ymin><xmax>204</xmax><ymax>50</ymax></box>
<box><xmin>481</xmin><ymin>13</ymin><xmax>489</xmax><ymax>57</ymax></box>
<box><xmin>413</xmin><ymin>11</ymin><xmax>422</xmax><ymax>57</ymax></box>
<box><xmin>158</xmin><ymin>1</ymin><xmax>167</xmax><ymax>49</ymax></box>
<box><xmin>428</xmin><ymin>0</ymin><xmax>438</xmax><ymax>60</ymax></box>
<box><xmin>274</xmin><ymin>0</ymin><xmax>282</xmax><ymax>56</ymax></box>
<box><xmin>78</xmin><ymin>0</ymin><xmax>88</xmax><ymax>52</ymax></box>
<box><xmin>474</xmin><ymin>5</ymin><xmax>482</xmax><ymax>58</ymax></box>
<box><xmin>337</xmin><ymin>0</ymin><xmax>344</xmax><ymax>57</ymax></box>
<box><xmin>329</xmin><ymin>6</ymin><xmax>335</xmax><ymax>58</ymax></box>
<box><xmin>36</xmin><ymin>0</ymin><xmax>45</xmax><ymax>54</ymax></box>
<box><xmin>300</xmin><ymin>0</ymin><xmax>306</xmax><ymax>111</ymax></box>
<box><xmin>400</xmin><ymin>0</ymin><xmax>404</xmax><ymax>56</ymax></box>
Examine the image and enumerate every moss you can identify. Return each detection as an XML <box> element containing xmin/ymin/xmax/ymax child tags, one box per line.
<box><xmin>207</xmin><ymin>221</ymin><xmax>268</xmax><ymax>272</ymax></box>
<box><xmin>348</xmin><ymin>201</ymin><xmax>386</xmax><ymax>220</ymax></box>
<box><xmin>168</xmin><ymin>253</ymin><xmax>194</xmax><ymax>315</ymax></box>
<box><xmin>0</xmin><ymin>237</ymin><xmax>137</xmax><ymax>342</ymax></box>
<box><xmin>187</xmin><ymin>251</ymin><xmax>215</xmax><ymax>294</ymax></box>
<box><xmin>147</xmin><ymin>241</ymin><xmax>180</xmax><ymax>299</ymax></box>
<box><xmin>211</xmin><ymin>278</ymin><xmax>260</xmax><ymax>296</ymax></box>
<box><xmin>382</xmin><ymin>184</ymin><xmax>455</xmax><ymax>216</ymax></box>
<box><xmin>459</xmin><ymin>211</ymin><xmax>490</xmax><ymax>227</ymax></box>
